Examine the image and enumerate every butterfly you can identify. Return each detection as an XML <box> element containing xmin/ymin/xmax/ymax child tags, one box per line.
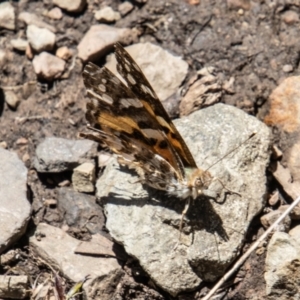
<box><xmin>80</xmin><ymin>43</ymin><xmax>216</xmax><ymax>232</ymax></box>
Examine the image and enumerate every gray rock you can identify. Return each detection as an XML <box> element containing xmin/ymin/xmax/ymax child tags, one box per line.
<box><xmin>32</xmin><ymin>52</ymin><xmax>65</xmax><ymax>81</ymax></box>
<box><xmin>106</xmin><ymin>42</ymin><xmax>189</xmax><ymax>101</ymax></box>
<box><xmin>57</xmin><ymin>188</ymin><xmax>104</xmax><ymax>234</ymax></box>
<box><xmin>29</xmin><ymin>223</ymin><xmax>122</xmax><ymax>299</ymax></box>
<box><xmin>0</xmin><ymin>275</ymin><xmax>28</xmax><ymax>299</ymax></box>
<box><xmin>0</xmin><ymin>2</ymin><xmax>15</xmax><ymax>30</ymax></box>
<box><xmin>34</xmin><ymin>137</ymin><xmax>97</xmax><ymax>173</ymax></box>
<box><xmin>261</xmin><ymin>206</ymin><xmax>291</xmax><ymax>232</ymax></box>
<box><xmin>0</xmin><ymin>148</ymin><xmax>30</xmax><ymax>254</ymax></box>
<box><xmin>265</xmin><ymin>227</ymin><xmax>300</xmax><ymax>299</ymax></box>
<box><xmin>96</xmin><ymin>103</ymin><xmax>271</xmax><ymax>296</ymax></box>
<box><xmin>26</xmin><ymin>25</ymin><xmax>56</xmax><ymax>52</ymax></box>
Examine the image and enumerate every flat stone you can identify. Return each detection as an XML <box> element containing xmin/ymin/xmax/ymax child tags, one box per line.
<box><xmin>72</xmin><ymin>162</ymin><xmax>95</xmax><ymax>193</ymax></box>
<box><xmin>0</xmin><ymin>148</ymin><xmax>29</xmax><ymax>254</ymax></box>
<box><xmin>26</xmin><ymin>25</ymin><xmax>56</xmax><ymax>52</ymax></box>
<box><xmin>32</xmin><ymin>52</ymin><xmax>65</xmax><ymax>81</ymax></box>
<box><xmin>0</xmin><ymin>275</ymin><xmax>28</xmax><ymax>299</ymax></box>
<box><xmin>265</xmin><ymin>228</ymin><xmax>300</xmax><ymax>299</ymax></box>
<box><xmin>97</xmin><ymin>103</ymin><xmax>271</xmax><ymax>296</ymax></box>
<box><xmin>34</xmin><ymin>137</ymin><xmax>97</xmax><ymax>173</ymax></box>
<box><xmin>53</xmin><ymin>0</ymin><xmax>86</xmax><ymax>13</ymax></box>
<box><xmin>106</xmin><ymin>42</ymin><xmax>188</xmax><ymax>101</ymax></box>
<box><xmin>0</xmin><ymin>2</ymin><xmax>15</xmax><ymax>30</ymax></box>
<box><xmin>77</xmin><ymin>25</ymin><xmax>133</xmax><ymax>62</ymax></box>
<box><xmin>29</xmin><ymin>223</ymin><xmax>122</xmax><ymax>299</ymax></box>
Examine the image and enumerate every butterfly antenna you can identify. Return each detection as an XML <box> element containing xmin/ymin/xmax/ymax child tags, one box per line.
<box><xmin>204</xmin><ymin>132</ymin><xmax>257</xmax><ymax>172</ymax></box>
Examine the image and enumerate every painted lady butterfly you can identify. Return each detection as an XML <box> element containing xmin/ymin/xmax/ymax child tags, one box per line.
<box><xmin>80</xmin><ymin>43</ymin><xmax>221</xmax><ymax>232</ymax></box>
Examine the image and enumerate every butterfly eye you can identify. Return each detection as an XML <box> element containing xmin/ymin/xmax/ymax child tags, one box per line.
<box><xmin>195</xmin><ymin>178</ymin><xmax>202</xmax><ymax>187</ymax></box>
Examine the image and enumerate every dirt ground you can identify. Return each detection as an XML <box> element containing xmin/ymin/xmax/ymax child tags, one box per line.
<box><xmin>1</xmin><ymin>0</ymin><xmax>297</xmax><ymax>299</ymax></box>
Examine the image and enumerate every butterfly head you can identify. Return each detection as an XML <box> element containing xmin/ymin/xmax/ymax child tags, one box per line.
<box><xmin>187</xmin><ymin>168</ymin><xmax>213</xmax><ymax>199</ymax></box>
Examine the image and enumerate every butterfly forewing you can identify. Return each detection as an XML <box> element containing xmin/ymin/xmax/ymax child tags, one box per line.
<box><xmin>82</xmin><ymin>52</ymin><xmax>189</xmax><ymax>184</ymax></box>
<box><xmin>114</xmin><ymin>43</ymin><xmax>197</xmax><ymax>170</ymax></box>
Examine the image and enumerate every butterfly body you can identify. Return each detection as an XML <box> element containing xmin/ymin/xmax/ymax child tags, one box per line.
<box><xmin>80</xmin><ymin>43</ymin><xmax>213</xmax><ymax>207</ymax></box>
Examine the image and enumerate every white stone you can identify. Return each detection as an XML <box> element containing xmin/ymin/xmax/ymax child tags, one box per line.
<box><xmin>10</xmin><ymin>38</ymin><xmax>28</xmax><ymax>51</ymax></box>
<box><xmin>0</xmin><ymin>2</ymin><xmax>15</xmax><ymax>30</ymax></box>
<box><xmin>95</xmin><ymin>6</ymin><xmax>121</xmax><ymax>23</ymax></box>
<box><xmin>53</xmin><ymin>0</ymin><xmax>86</xmax><ymax>13</ymax></box>
<box><xmin>77</xmin><ymin>25</ymin><xmax>133</xmax><ymax>62</ymax></box>
<box><xmin>106</xmin><ymin>42</ymin><xmax>189</xmax><ymax>101</ymax></box>
<box><xmin>46</xmin><ymin>7</ymin><xmax>63</xmax><ymax>20</ymax></box>
<box><xmin>118</xmin><ymin>1</ymin><xmax>134</xmax><ymax>16</ymax></box>
<box><xmin>32</xmin><ymin>52</ymin><xmax>65</xmax><ymax>80</ymax></box>
<box><xmin>27</xmin><ymin>25</ymin><xmax>56</xmax><ymax>52</ymax></box>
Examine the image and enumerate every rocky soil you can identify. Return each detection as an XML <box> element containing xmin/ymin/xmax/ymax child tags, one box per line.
<box><xmin>1</xmin><ymin>0</ymin><xmax>300</xmax><ymax>299</ymax></box>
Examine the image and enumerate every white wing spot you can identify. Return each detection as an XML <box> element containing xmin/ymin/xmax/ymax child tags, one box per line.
<box><xmin>125</xmin><ymin>63</ymin><xmax>131</xmax><ymax>72</ymax></box>
<box><xmin>98</xmin><ymin>84</ymin><xmax>106</xmax><ymax>92</ymax></box>
<box><xmin>141</xmin><ymin>84</ymin><xmax>155</xmax><ymax>98</ymax></box>
<box><xmin>91</xmin><ymin>97</ymin><xmax>99</xmax><ymax>108</ymax></box>
<box><xmin>87</xmin><ymin>89</ymin><xmax>102</xmax><ymax>101</ymax></box>
<box><xmin>110</xmin><ymin>76</ymin><xmax>121</xmax><ymax>85</ymax></box>
<box><xmin>101</xmin><ymin>93</ymin><xmax>113</xmax><ymax>104</ymax></box>
<box><xmin>141</xmin><ymin>128</ymin><xmax>162</xmax><ymax>139</ymax></box>
<box><xmin>120</xmin><ymin>98</ymin><xmax>143</xmax><ymax>108</ymax></box>
<box><xmin>157</xmin><ymin>116</ymin><xmax>172</xmax><ymax>131</ymax></box>
<box><xmin>132</xmin><ymin>62</ymin><xmax>140</xmax><ymax>71</ymax></box>
<box><xmin>127</xmin><ymin>74</ymin><xmax>136</xmax><ymax>85</ymax></box>
<box><xmin>102</xmin><ymin>78</ymin><xmax>107</xmax><ymax>84</ymax></box>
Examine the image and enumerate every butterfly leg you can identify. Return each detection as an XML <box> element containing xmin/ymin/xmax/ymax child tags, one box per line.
<box><xmin>178</xmin><ymin>196</ymin><xmax>192</xmax><ymax>240</ymax></box>
<box><xmin>172</xmin><ymin>197</ymin><xmax>192</xmax><ymax>251</ymax></box>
